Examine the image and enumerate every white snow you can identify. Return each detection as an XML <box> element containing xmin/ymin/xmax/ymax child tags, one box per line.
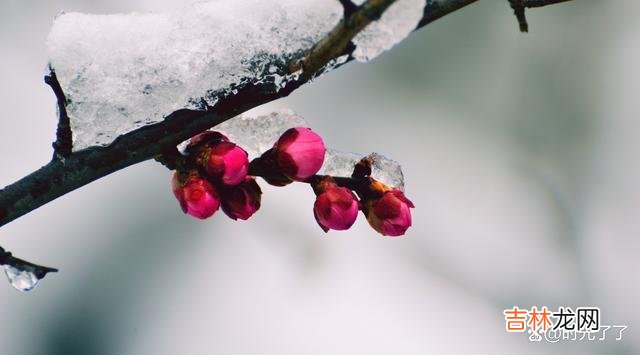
<box><xmin>47</xmin><ymin>0</ymin><xmax>342</xmax><ymax>150</ymax></box>
<box><xmin>352</xmin><ymin>0</ymin><xmax>426</xmax><ymax>62</ymax></box>
<box><xmin>46</xmin><ymin>0</ymin><xmax>426</xmax><ymax>150</ymax></box>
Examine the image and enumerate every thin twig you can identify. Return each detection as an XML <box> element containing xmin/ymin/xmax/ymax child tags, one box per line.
<box><xmin>0</xmin><ymin>246</ymin><xmax>58</xmax><ymax>279</ymax></box>
<box><xmin>44</xmin><ymin>69</ymin><xmax>73</xmax><ymax>159</ymax></box>
<box><xmin>509</xmin><ymin>0</ymin><xmax>529</xmax><ymax>32</ymax></box>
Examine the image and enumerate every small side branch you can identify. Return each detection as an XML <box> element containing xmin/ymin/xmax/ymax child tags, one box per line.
<box><xmin>509</xmin><ymin>0</ymin><xmax>529</xmax><ymax>32</ymax></box>
<box><xmin>507</xmin><ymin>0</ymin><xmax>575</xmax><ymax>32</ymax></box>
<box><xmin>44</xmin><ymin>69</ymin><xmax>73</xmax><ymax>159</ymax></box>
<box><xmin>0</xmin><ymin>246</ymin><xmax>58</xmax><ymax>280</ymax></box>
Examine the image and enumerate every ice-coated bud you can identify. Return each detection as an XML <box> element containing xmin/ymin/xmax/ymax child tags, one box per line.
<box><xmin>273</xmin><ymin>127</ymin><xmax>326</xmax><ymax>181</ymax></box>
<box><xmin>221</xmin><ymin>177</ymin><xmax>262</xmax><ymax>220</ymax></box>
<box><xmin>313</xmin><ymin>178</ymin><xmax>359</xmax><ymax>232</ymax></box>
<box><xmin>172</xmin><ymin>170</ymin><xmax>220</xmax><ymax>219</ymax></box>
<box><xmin>199</xmin><ymin>141</ymin><xmax>249</xmax><ymax>186</ymax></box>
<box><xmin>364</xmin><ymin>188</ymin><xmax>414</xmax><ymax>237</ymax></box>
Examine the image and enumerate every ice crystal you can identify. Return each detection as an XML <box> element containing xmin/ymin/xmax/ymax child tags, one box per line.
<box><xmin>321</xmin><ymin>150</ymin><xmax>405</xmax><ymax>190</ymax></box>
<box><xmin>352</xmin><ymin>0</ymin><xmax>426</xmax><ymax>62</ymax></box>
<box><xmin>3</xmin><ymin>264</ymin><xmax>40</xmax><ymax>292</ymax></box>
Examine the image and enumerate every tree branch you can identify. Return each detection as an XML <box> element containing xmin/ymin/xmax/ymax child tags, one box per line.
<box><xmin>508</xmin><ymin>0</ymin><xmax>529</xmax><ymax>32</ymax></box>
<box><xmin>0</xmin><ymin>0</ymin><xmax>573</xmax><ymax>228</ymax></box>
<box><xmin>292</xmin><ymin>0</ymin><xmax>397</xmax><ymax>78</ymax></box>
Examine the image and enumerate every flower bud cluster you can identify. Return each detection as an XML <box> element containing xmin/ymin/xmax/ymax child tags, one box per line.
<box><xmin>311</xmin><ymin>175</ymin><xmax>414</xmax><ymax>236</ymax></box>
<box><xmin>172</xmin><ymin>132</ymin><xmax>259</xmax><ymax>221</ymax></box>
<box><xmin>170</xmin><ymin>126</ymin><xmax>414</xmax><ymax>236</ymax></box>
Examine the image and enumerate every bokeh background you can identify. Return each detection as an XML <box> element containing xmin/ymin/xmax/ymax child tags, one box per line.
<box><xmin>1</xmin><ymin>0</ymin><xmax>638</xmax><ymax>354</ymax></box>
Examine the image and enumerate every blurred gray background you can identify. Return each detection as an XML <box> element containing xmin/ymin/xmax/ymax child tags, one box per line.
<box><xmin>0</xmin><ymin>0</ymin><xmax>638</xmax><ymax>354</ymax></box>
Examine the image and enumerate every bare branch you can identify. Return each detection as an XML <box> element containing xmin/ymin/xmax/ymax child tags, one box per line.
<box><xmin>508</xmin><ymin>0</ymin><xmax>529</xmax><ymax>33</ymax></box>
<box><xmin>44</xmin><ymin>69</ymin><xmax>73</xmax><ymax>159</ymax></box>
<box><xmin>507</xmin><ymin>0</ymin><xmax>575</xmax><ymax>33</ymax></box>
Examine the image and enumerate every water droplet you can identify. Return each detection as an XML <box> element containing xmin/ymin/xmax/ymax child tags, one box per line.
<box><xmin>3</xmin><ymin>264</ymin><xmax>40</xmax><ymax>292</ymax></box>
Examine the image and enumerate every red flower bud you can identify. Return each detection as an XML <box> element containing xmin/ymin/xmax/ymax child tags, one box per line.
<box><xmin>273</xmin><ymin>127</ymin><xmax>326</xmax><ymax>181</ymax></box>
<box><xmin>313</xmin><ymin>180</ymin><xmax>359</xmax><ymax>232</ymax></box>
<box><xmin>172</xmin><ymin>170</ymin><xmax>220</xmax><ymax>219</ymax></box>
<box><xmin>199</xmin><ymin>141</ymin><xmax>249</xmax><ymax>186</ymax></box>
<box><xmin>221</xmin><ymin>177</ymin><xmax>262</xmax><ymax>220</ymax></box>
<box><xmin>364</xmin><ymin>189</ymin><xmax>414</xmax><ymax>237</ymax></box>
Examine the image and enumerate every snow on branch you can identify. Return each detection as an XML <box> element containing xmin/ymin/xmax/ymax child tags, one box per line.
<box><xmin>48</xmin><ymin>0</ymin><xmax>342</xmax><ymax>150</ymax></box>
<box><xmin>47</xmin><ymin>0</ymin><xmax>431</xmax><ymax>150</ymax></box>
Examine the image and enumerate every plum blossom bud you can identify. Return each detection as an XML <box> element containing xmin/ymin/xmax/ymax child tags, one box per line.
<box><xmin>199</xmin><ymin>141</ymin><xmax>249</xmax><ymax>186</ymax></box>
<box><xmin>273</xmin><ymin>127</ymin><xmax>326</xmax><ymax>181</ymax></box>
<box><xmin>221</xmin><ymin>177</ymin><xmax>262</xmax><ymax>220</ymax></box>
<box><xmin>172</xmin><ymin>170</ymin><xmax>220</xmax><ymax>219</ymax></box>
<box><xmin>313</xmin><ymin>178</ymin><xmax>359</xmax><ymax>232</ymax></box>
<box><xmin>364</xmin><ymin>188</ymin><xmax>414</xmax><ymax>237</ymax></box>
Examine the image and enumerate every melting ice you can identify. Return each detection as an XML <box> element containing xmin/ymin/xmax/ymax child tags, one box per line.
<box><xmin>352</xmin><ymin>0</ymin><xmax>426</xmax><ymax>62</ymax></box>
<box><xmin>3</xmin><ymin>264</ymin><xmax>40</xmax><ymax>292</ymax></box>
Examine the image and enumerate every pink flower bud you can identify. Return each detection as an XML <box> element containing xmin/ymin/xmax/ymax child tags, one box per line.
<box><xmin>313</xmin><ymin>180</ymin><xmax>359</xmax><ymax>232</ymax></box>
<box><xmin>273</xmin><ymin>127</ymin><xmax>326</xmax><ymax>181</ymax></box>
<box><xmin>172</xmin><ymin>170</ymin><xmax>220</xmax><ymax>219</ymax></box>
<box><xmin>364</xmin><ymin>189</ymin><xmax>414</xmax><ymax>237</ymax></box>
<box><xmin>221</xmin><ymin>177</ymin><xmax>262</xmax><ymax>220</ymax></box>
<box><xmin>200</xmin><ymin>141</ymin><xmax>249</xmax><ymax>186</ymax></box>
